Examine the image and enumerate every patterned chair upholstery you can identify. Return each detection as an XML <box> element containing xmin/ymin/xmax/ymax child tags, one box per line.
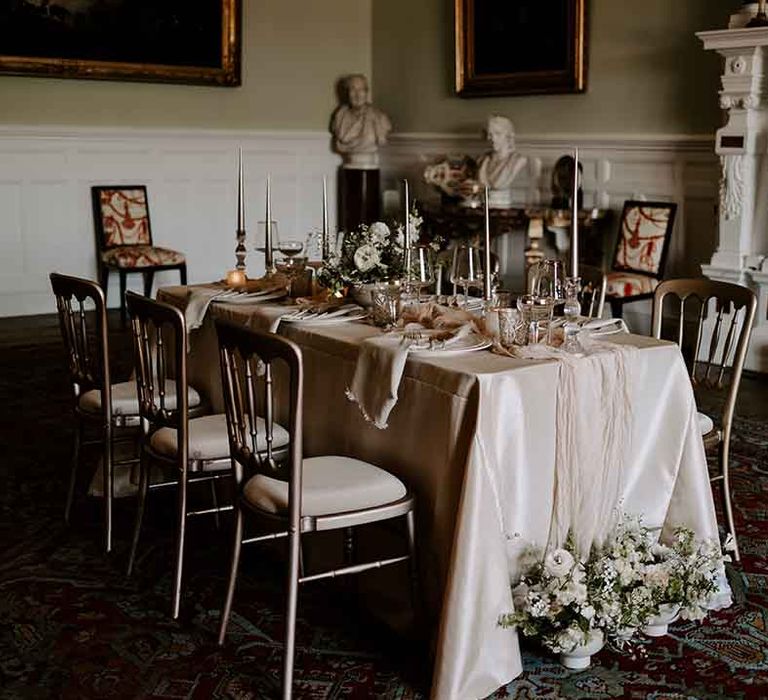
<box><xmin>92</xmin><ymin>186</ymin><xmax>187</xmax><ymax>325</ymax></box>
<box><xmin>606</xmin><ymin>201</ymin><xmax>677</xmax><ymax>318</ymax></box>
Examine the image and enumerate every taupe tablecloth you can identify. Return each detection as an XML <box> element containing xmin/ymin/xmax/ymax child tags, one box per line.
<box><xmin>158</xmin><ymin>285</ymin><xmax>727</xmax><ymax>700</ymax></box>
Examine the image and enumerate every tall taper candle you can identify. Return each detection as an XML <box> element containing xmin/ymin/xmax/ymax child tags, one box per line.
<box><xmin>483</xmin><ymin>185</ymin><xmax>492</xmax><ymax>301</ymax></box>
<box><xmin>322</xmin><ymin>176</ymin><xmax>329</xmax><ymax>259</ymax></box>
<box><xmin>235</xmin><ymin>147</ymin><xmax>247</xmax><ymax>271</ymax></box>
<box><xmin>265</xmin><ymin>175</ymin><xmax>274</xmax><ymax>273</ymax></box>
<box><xmin>403</xmin><ymin>179</ymin><xmax>411</xmax><ymax>282</ymax></box>
<box><xmin>571</xmin><ymin>148</ymin><xmax>579</xmax><ymax>279</ymax></box>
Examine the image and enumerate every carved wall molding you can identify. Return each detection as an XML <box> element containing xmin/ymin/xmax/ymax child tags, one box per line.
<box><xmin>720</xmin><ymin>154</ymin><xmax>745</xmax><ymax>221</ymax></box>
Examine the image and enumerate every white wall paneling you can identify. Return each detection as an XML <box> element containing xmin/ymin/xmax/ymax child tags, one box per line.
<box><xmin>0</xmin><ymin>126</ymin><xmax>340</xmax><ymax>317</ymax></box>
<box><xmin>381</xmin><ymin>133</ymin><xmax>718</xmax><ymax>331</ymax></box>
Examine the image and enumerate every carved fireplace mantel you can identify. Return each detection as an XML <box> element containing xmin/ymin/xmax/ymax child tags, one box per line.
<box><xmin>698</xmin><ymin>25</ymin><xmax>768</xmax><ymax>371</ymax></box>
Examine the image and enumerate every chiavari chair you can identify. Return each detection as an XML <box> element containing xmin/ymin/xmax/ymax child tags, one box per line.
<box><xmin>50</xmin><ymin>272</ymin><xmax>149</xmax><ymax>553</ymax></box>
<box><xmin>651</xmin><ymin>278</ymin><xmax>757</xmax><ymax>561</ymax></box>
<box><xmin>124</xmin><ymin>291</ymin><xmax>259</xmax><ymax>618</ymax></box>
<box><xmin>214</xmin><ymin>320</ymin><xmax>418</xmax><ymax>699</ymax></box>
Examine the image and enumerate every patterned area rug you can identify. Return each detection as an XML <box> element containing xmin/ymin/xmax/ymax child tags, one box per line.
<box><xmin>1</xmin><ymin>332</ymin><xmax>767</xmax><ymax>699</ymax></box>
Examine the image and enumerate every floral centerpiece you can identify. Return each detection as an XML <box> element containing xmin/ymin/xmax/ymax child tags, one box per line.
<box><xmin>317</xmin><ymin>221</ymin><xmax>404</xmax><ymax>296</ymax></box>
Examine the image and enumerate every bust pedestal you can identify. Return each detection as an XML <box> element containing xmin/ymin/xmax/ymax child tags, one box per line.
<box><xmin>338</xmin><ymin>165</ymin><xmax>380</xmax><ymax>232</ymax></box>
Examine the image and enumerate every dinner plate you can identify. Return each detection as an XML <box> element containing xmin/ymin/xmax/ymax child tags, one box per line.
<box><xmin>409</xmin><ymin>333</ymin><xmax>492</xmax><ymax>356</ymax></box>
<box><xmin>212</xmin><ymin>289</ymin><xmax>287</xmax><ymax>304</ymax></box>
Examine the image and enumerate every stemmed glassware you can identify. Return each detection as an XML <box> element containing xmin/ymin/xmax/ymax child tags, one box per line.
<box><xmin>450</xmin><ymin>245</ymin><xmax>484</xmax><ymax>305</ymax></box>
<box><xmin>407</xmin><ymin>244</ymin><xmax>436</xmax><ymax>297</ymax></box>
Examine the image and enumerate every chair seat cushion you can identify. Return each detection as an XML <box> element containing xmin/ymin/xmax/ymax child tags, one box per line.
<box><xmin>243</xmin><ymin>455</ymin><xmax>407</xmax><ymax>517</ymax></box>
<box><xmin>79</xmin><ymin>380</ymin><xmax>201</xmax><ymax>417</ymax></box>
<box><xmin>697</xmin><ymin>411</ymin><xmax>714</xmax><ymax>436</ymax></box>
<box><xmin>606</xmin><ymin>272</ymin><xmax>659</xmax><ymax>299</ymax></box>
<box><xmin>150</xmin><ymin>414</ymin><xmax>289</xmax><ymax>464</ymax></box>
<box><xmin>101</xmin><ymin>245</ymin><xmax>186</xmax><ymax>269</ymax></box>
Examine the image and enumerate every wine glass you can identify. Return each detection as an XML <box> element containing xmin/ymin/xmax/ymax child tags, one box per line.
<box><xmin>450</xmin><ymin>245</ymin><xmax>484</xmax><ymax>305</ymax></box>
<box><xmin>277</xmin><ymin>237</ymin><xmax>304</xmax><ymax>260</ymax></box>
<box><xmin>407</xmin><ymin>244</ymin><xmax>436</xmax><ymax>297</ymax></box>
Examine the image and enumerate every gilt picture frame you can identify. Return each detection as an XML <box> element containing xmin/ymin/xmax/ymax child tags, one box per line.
<box><xmin>455</xmin><ymin>0</ymin><xmax>587</xmax><ymax>97</ymax></box>
<box><xmin>0</xmin><ymin>0</ymin><xmax>241</xmax><ymax>86</ymax></box>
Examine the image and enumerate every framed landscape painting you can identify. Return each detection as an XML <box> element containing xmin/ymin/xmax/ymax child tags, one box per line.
<box><xmin>0</xmin><ymin>0</ymin><xmax>241</xmax><ymax>86</ymax></box>
<box><xmin>455</xmin><ymin>0</ymin><xmax>587</xmax><ymax>97</ymax></box>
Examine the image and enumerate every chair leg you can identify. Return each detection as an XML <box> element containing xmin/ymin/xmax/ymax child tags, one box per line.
<box><xmin>179</xmin><ymin>264</ymin><xmax>187</xmax><ymax>286</ymax></box>
<box><xmin>64</xmin><ymin>419</ymin><xmax>82</xmax><ymax>524</ymax></box>
<box><xmin>720</xmin><ymin>439</ymin><xmax>741</xmax><ymax>563</ymax></box>
<box><xmin>172</xmin><ymin>468</ymin><xmax>189</xmax><ymax>619</ymax></box>
<box><xmin>127</xmin><ymin>451</ymin><xmax>150</xmax><ymax>577</ymax></box>
<box><xmin>143</xmin><ymin>271</ymin><xmax>155</xmax><ymax>298</ymax></box>
<box><xmin>217</xmin><ymin>506</ymin><xmax>244</xmax><ymax>645</ymax></box>
<box><xmin>610</xmin><ymin>299</ymin><xmax>623</xmax><ymax>319</ymax></box>
<box><xmin>119</xmin><ymin>270</ymin><xmax>127</xmax><ymax>327</ymax></box>
<box><xmin>405</xmin><ymin>510</ymin><xmax>420</xmax><ymax>616</ymax></box>
<box><xmin>100</xmin><ymin>267</ymin><xmax>110</xmax><ymax>303</ymax></box>
<box><xmin>104</xmin><ymin>424</ymin><xmax>114</xmax><ymax>554</ymax></box>
<box><xmin>282</xmin><ymin>528</ymin><xmax>301</xmax><ymax>700</ymax></box>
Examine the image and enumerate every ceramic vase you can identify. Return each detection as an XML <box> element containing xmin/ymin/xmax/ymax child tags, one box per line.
<box><xmin>559</xmin><ymin>630</ymin><xmax>604</xmax><ymax>670</ymax></box>
<box><xmin>642</xmin><ymin>603</ymin><xmax>681</xmax><ymax>637</ymax></box>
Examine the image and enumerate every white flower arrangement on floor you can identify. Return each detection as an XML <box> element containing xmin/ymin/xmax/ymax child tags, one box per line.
<box><xmin>500</xmin><ymin>515</ymin><xmax>729</xmax><ymax>663</ymax></box>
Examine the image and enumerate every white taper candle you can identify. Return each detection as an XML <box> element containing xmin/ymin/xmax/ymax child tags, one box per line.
<box><xmin>322</xmin><ymin>176</ymin><xmax>329</xmax><ymax>259</ymax></box>
<box><xmin>265</xmin><ymin>175</ymin><xmax>273</xmax><ymax>272</ymax></box>
<box><xmin>237</xmin><ymin>147</ymin><xmax>245</xmax><ymax>231</ymax></box>
<box><xmin>484</xmin><ymin>185</ymin><xmax>492</xmax><ymax>300</ymax></box>
<box><xmin>571</xmin><ymin>148</ymin><xmax>579</xmax><ymax>279</ymax></box>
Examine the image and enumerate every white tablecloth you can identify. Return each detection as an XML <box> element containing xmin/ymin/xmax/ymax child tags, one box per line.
<box><xmin>158</xmin><ymin>286</ymin><xmax>727</xmax><ymax>700</ymax></box>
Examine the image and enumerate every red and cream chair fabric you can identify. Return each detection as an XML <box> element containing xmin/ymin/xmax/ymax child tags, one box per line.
<box><xmin>92</xmin><ymin>186</ymin><xmax>187</xmax><ymax>325</ymax></box>
<box><xmin>606</xmin><ymin>201</ymin><xmax>677</xmax><ymax>318</ymax></box>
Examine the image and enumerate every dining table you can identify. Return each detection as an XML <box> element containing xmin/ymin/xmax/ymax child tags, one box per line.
<box><xmin>158</xmin><ymin>283</ymin><xmax>730</xmax><ymax>700</ymax></box>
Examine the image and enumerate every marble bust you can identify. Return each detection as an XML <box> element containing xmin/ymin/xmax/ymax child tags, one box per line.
<box><xmin>331</xmin><ymin>74</ymin><xmax>392</xmax><ymax>170</ymax></box>
<box><xmin>477</xmin><ymin>115</ymin><xmax>527</xmax><ymax>208</ymax></box>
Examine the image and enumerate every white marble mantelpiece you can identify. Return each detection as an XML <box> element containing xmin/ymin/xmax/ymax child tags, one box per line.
<box><xmin>698</xmin><ymin>26</ymin><xmax>768</xmax><ymax>371</ymax></box>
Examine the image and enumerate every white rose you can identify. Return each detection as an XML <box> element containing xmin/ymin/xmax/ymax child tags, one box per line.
<box><xmin>368</xmin><ymin>221</ymin><xmax>390</xmax><ymax>244</ymax></box>
<box><xmin>580</xmin><ymin>604</ymin><xmax>596</xmax><ymax>621</ymax></box>
<box><xmin>543</xmin><ymin>549</ymin><xmax>575</xmax><ymax>578</ymax></box>
<box><xmin>353</xmin><ymin>244</ymin><xmax>381</xmax><ymax>272</ymax></box>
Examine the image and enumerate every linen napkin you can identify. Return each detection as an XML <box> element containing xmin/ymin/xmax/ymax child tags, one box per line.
<box><xmin>183</xmin><ymin>286</ymin><xmax>228</xmax><ymax>332</ymax></box>
<box><xmin>346</xmin><ymin>334</ymin><xmax>411</xmax><ymax>430</ymax></box>
<box><xmin>346</xmin><ymin>303</ymin><xmax>489</xmax><ymax>430</ymax></box>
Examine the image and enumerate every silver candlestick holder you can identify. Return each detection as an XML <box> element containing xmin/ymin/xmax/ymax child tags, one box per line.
<box><xmin>235</xmin><ymin>228</ymin><xmax>247</xmax><ymax>271</ymax></box>
<box><xmin>563</xmin><ymin>276</ymin><xmax>582</xmax><ymax>322</ymax></box>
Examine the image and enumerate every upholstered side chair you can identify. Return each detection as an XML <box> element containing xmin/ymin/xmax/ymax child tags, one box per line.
<box><xmin>651</xmin><ymin>278</ymin><xmax>757</xmax><ymax>561</ymax></box>
<box><xmin>606</xmin><ymin>201</ymin><xmax>677</xmax><ymax>319</ymax></box>
<box><xmin>91</xmin><ymin>186</ymin><xmax>187</xmax><ymax>326</ymax></box>
<box><xmin>124</xmin><ymin>291</ymin><xmax>266</xmax><ymax>619</ymax></box>
<box><xmin>214</xmin><ymin>321</ymin><xmax>418</xmax><ymax>699</ymax></box>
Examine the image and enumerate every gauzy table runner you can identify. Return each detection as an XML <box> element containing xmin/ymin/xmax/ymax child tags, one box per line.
<box><xmin>158</xmin><ymin>285</ymin><xmax>729</xmax><ymax>700</ymax></box>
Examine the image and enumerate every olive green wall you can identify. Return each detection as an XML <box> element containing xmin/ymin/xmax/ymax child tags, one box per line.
<box><xmin>0</xmin><ymin>0</ymin><xmax>371</xmax><ymax>129</ymax></box>
<box><xmin>371</xmin><ymin>0</ymin><xmax>728</xmax><ymax>135</ymax></box>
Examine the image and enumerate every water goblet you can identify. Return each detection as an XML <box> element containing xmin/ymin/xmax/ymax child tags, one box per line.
<box><xmin>407</xmin><ymin>244</ymin><xmax>436</xmax><ymax>297</ymax></box>
<box><xmin>255</xmin><ymin>220</ymin><xmax>279</xmax><ymax>255</ymax></box>
<box><xmin>450</xmin><ymin>244</ymin><xmax>484</xmax><ymax>306</ymax></box>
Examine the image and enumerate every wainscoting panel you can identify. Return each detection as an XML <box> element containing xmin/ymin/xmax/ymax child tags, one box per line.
<box><xmin>0</xmin><ymin>126</ymin><xmax>341</xmax><ymax>317</ymax></box>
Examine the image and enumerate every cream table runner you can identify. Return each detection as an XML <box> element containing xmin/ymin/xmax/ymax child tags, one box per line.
<box><xmin>158</xmin><ymin>286</ymin><xmax>729</xmax><ymax>700</ymax></box>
